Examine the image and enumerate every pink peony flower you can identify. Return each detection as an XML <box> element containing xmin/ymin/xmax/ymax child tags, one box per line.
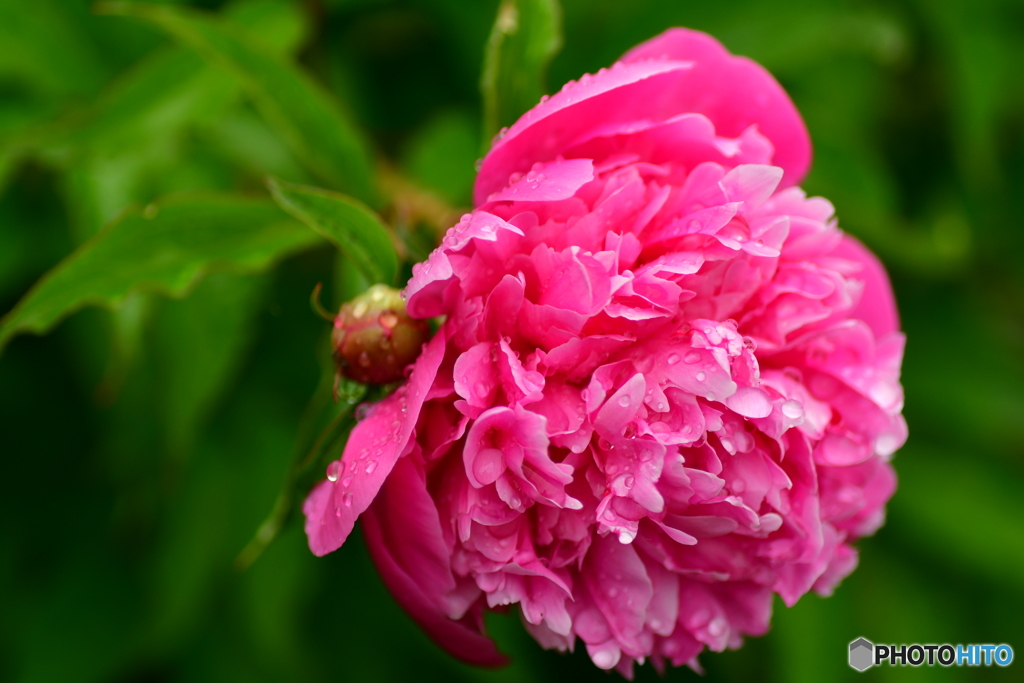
<box><xmin>304</xmin><ymin>28</ymin><xmax>906</xmax><ymax>675</ymax></box>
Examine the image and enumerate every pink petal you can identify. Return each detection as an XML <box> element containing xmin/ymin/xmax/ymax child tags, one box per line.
<box><xmin>475</xmin><ymin>59</ymin><xmax>695</xmax><ymax>204</ymax></box>
<box><xmin>486</xmin><ymin>158</ymin><xmax>595</xmax><ymax>203</ymax></box>
<box><xmin>621</xmin><ymin>28</ymin><xmax>811</xmax><ymax>188</ymax></box>
<box><xmin>828</xmin><ymin>234</ymin><xmax>900</xmax><ymax>338</ymax></box>
<box><xmin>303</xmin><ymin>331</ymin><xmax>446</xmax><ymax>556</ymax></box>
<box><xmin>584</xmin><ymin>534</ymin><xmax>654</xmax><ymax>654</ymax></box>
<box><xmin>362</xmin><ymin>456</ymin><xmax>508</xmax><ymax>667</ymax></box>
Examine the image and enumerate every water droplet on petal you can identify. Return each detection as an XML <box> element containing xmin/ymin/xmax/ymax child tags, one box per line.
<box><xmin>326</xmin><ymin>461</ymin><xmax>341</xmax><ymax>482</ymax></box>
<box><xmin>667</xmin><ymin>353</ymin><xmax>680</xmax><ymax>365</ymax></box>
<box><xmin>684</xmin><ymin>351</ymin><xmax>701</xmax><ymax>364</ymax></box>
<box><xmin>781</xmin><ymin>399</ymin><xmax>805</xmax><ymax>420</ymax></box>
<box><xmin>618</xmin><ymin>395</ymin><xmax>631</xmax><ymax>407</ymax></box>
<box><xmin>365</xmin><ymin>460</ymin><xmax>377</xmax><ymax>474</ymax></box>
<box><xmin>696</xmin><ymin>371</ymin><xmax>706</xmax><ymax>381</ymax></box>
<box><xmin>592</xmin><ymin>649</ymin><xmax>618</xmax><ymax>670</ymax></box>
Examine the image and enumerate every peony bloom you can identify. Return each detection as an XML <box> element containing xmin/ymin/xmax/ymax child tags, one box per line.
<box><xmin>304</xmin><ymin>28</ymin><xmax>906</xmax><ymax>676</ymax></box>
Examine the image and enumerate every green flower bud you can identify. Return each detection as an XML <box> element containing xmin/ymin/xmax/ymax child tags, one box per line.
<box><xmin>332</xmin><ymin>285</ymin><xmax>430</xmax><ymax>385</ymax></box>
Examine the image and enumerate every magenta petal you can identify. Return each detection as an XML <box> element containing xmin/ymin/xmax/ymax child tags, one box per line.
<box><xmin>584</xmin><ymin>534</ymin><xmax>654</xmax><ymax>654</ymax></box>
<box><xmin>621</xmin><ymin>28</ymin><xmax>811</xmax><ymax>188</ymax></box>
<box><xmin>303</xmin><ymin>331</ymin><xmax>446</xmax><ymax>557</ymax></box>
<box><xmin>829</xmin><ymin>234</ymin><xmax>900</xmax><ymax>339</ymax></box>
<box><xmin>487</xmin><ymin>158</ymin><xmax>595</xmax><ymax>203</ymax></box>
<box><xmin>475</xmin><ymin>59</ymin><xmax>694</xmax><ymax>204</ymax></box>
<box><xmin>362</xmin><ymin>456</ymin><xmax>508</xmax><ymax>667</ymax></box>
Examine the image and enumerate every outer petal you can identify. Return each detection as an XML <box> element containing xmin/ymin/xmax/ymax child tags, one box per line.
<box><xmin>362</xmin><ymin>455</ymin><xmax>508</xmax><ymax>667</ymax></box>
<box><xmin>475</xmin><ymin>59</ymin><xmax>694</xmax><ymax>204</ymax></box>
<box><xmin>829</xmin><ymin>234</ymin><xmax>900</xmax><ymax>338</ymax></box>
<box><xmin>622</xmin><ymin>28</ymin><xmax>811</xmax><ymax>188</ymax></box>
<box><xmin>303</xmin><ymin>331</ymin><xmax>446</xmax><ymax>556</ymax></box>
<box><xmin>486</xmin><ymin>158</ymin><xmax>595</xmax><ymax>203</ymax></box>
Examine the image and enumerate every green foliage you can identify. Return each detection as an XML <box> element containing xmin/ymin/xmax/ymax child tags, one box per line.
<box><xmin>0</xmin><ymin>194</ymin><xmax>318</xmax><ymax>351</ymax></box>
<box><xmin>402</xmin><ymin>109</ymin><xmax>479</xmax><ymax>206</ymax></box>
<box><xmin>1</xmin><ymin>0</ymin><xmax>1023</xmax><ymax>682</ymax></box>
<box><xmin>98</xmin><ymin>1</ymin><xmax>376</xmax><ymax>203</ymax></box>
<box><xmin>481</xmin><ymin>0</ymin><xmax>563</xmax><ymax>148</ymax></box>
<box><xmin>268</xmin><ymin>176</ymin><xmax>398</xmax><ymax>286</ymax></box>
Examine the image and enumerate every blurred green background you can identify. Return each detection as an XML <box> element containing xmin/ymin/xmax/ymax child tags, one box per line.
<box><xmin>1</xmin><ymin>0</ymin><xmax>1023</xmax><ymax>681</ymax></box>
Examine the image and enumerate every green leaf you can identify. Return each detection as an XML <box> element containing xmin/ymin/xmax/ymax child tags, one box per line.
<box><xmin>0</xmin><ymin>193</ymin><xmax>320</xmax><ymax>353</ymax></box>
<box><xmin>267</xmin><ymin>177</ymin><xmax>397</xmax><ymax>287</ymax></box>
<box><xmin>480</xmin><ymin>0</ymin><xmax>563</xmax><ymax>150</ymax></box>
<box><xmin>97</xmin><ymin>2</ymin><xmax>375</xmax><ymax>204</ymax></box>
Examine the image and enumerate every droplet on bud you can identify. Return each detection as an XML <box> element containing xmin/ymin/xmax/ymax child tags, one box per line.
<box><xmin>331</xmin><ymin>284</ymin><xmax>430</xmax><ymax>385</ymax></box>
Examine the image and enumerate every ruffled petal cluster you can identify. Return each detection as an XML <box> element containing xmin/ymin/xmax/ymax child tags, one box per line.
<box><xmin>304</xmin><ymin>28</ymin><xmax>905</xmax><ymax>676</ymax></box>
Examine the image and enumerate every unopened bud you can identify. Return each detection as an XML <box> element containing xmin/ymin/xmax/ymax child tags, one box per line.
<box><xmin>332</xmin><ymin>285</ymin><xmax>430</xmax><ymax>385</ymax></box>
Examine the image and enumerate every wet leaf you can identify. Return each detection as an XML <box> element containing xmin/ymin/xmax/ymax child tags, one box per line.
<box><xmin>268</xmin><ymin>177</ymin><xmax>397</xmax><ymax>287</ymax></box>
<box><xmin>97</xmin><ymin>1</ymin><xmax>375</xmax><ymax>203</ymax></box>
<box><xmin>0</xmin><ymin>194</ymin><xmax>320</xmax><ymax>352</ymax></box>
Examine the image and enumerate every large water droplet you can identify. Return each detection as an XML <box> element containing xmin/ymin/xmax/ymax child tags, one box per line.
<box><xmin>667</xmin><ymin>353</ymin><xmax>680</xmax><ymax>365</ymax></box>
<box><xmin>684</xmin><ymin>351</ymin><xmax>701</xmax><ymax>364</ymax></box>
<box><xmin>781</xmin><ymin>399</ymin><xmax>804</xmax><ymax>420</ymax></box>
<box><xmin>618</xmin><ymin>395</ymin><xmax>631</xmax><ymax>408</ymax></box>
<box><xmin>365</xmin><ymin>460</ymin><xmax>377</xmax><ymax>474</ymax></box>
<box><xmin>592</xmin><ymin>649</ymin><xmax>618</xmax><ymax>670</ymax></box>
<box><xmin>696</xmin><ymin>371</ymin><xmax>706</xmax><ymax>381</ymax></box>
<box><xmin>326</xmin><ymin>461</ymin><xmax>341</xmax><ymax>482</ymax></box>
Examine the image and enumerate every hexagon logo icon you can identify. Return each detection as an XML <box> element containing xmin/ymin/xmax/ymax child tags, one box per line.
<box><xmin>849</xmin><ymin>638</ymin><xmax>874</xmax><ymax>671</ymax></box>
